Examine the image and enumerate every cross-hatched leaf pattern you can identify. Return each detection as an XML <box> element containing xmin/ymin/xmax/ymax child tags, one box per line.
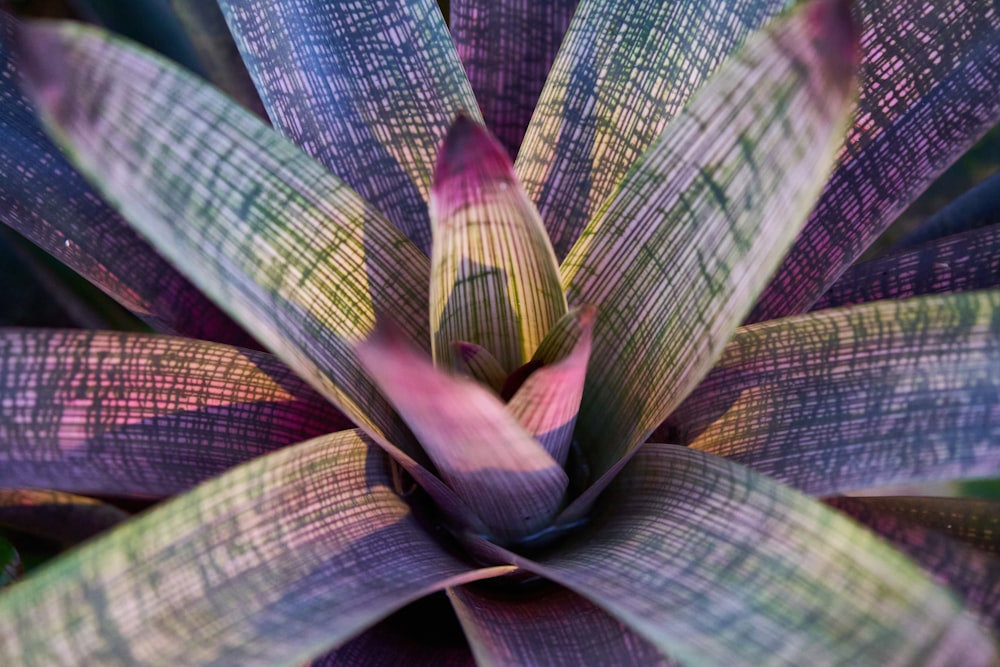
<box><xmin>673</xmin><ymin>291</ymin><xmax>1000</xmax><ymax>496</ymax></box>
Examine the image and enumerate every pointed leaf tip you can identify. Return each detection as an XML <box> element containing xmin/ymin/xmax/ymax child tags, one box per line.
<box><xmin>434</xmin><ymin>113</ymin><xmax>514</xmax><ymax>188</ymax></box>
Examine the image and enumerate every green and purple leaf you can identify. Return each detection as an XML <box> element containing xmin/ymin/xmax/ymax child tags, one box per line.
<box><xmin>812</xmin><ymin>225</ymin><xmax>1000</xmax><ymax>310</ymax></box>
<box><xmin>829</xmin><ymin>496</ymin><xmax>1000</xmax><ymax>633</ymax></box>
<box><xmin>516</xmin><ymin>0</ymin><xmax>791</xmax><ymax>258</ymax></box>
<box><xmin>453</xmin><ymin>341</ymin><xmax>507</xmax><ymax>393</ymax></box>
<box><xmin>514</xmin><ymin>445</ymin><xmax>997</xmax><ymax>665</ymax></box>
<box><xmin>559</xmin><ymin>0</ymin><xmax>858</xmax><ymax>483</ymax></box>
<box><xmin>12</xmin><ymin>21</ymin><xmax>480</xmax><ymax>522</ymax></box>
<box><xmin>506</xmin><ymin>306</ymin><xmax>594</xmax><ymax>467</ymax></box>
<box><xmin>449</xmin><ymin>0</ymin><xmax>578</xmax><ymax>158</ymax></box>
<box><xmin>449</xmin><ymin>583</ymin><xmax>674</xmax><ymax>667</ymax></box>
<box><xmin>357</xmin><ymin>327</ymin><xmax>567</xmax><ymax>542</ymax></box>
<box><xmin>217</xmin><ymin>0</ymin><xmax>480</xmax><ymax>252</ymax></box>
<box><xmin>749</xmin><ymin>0</ymin><xmax>1000</xmax><ymax>322</ymax></box>
<box><xmin>0</xmin><ymin>489</ymin><xmax>129</xmax><ymax>547</ymax></box>
<box><xmin>0</xmin><ymin>14</ymin><xmax>254</xmax><ymax>346</ymax></box>
<box><xmin>0</xmin><ymin>430</ymin><xmax>513</xmax><ymax>666</ymax></box>
<box><xmin>672</xmin><ymin>291</ymin><xmax>1000</xmax><ymax>497</ymax></box>
<box><xmin>0</xmin><ymin>330</ymin><xmax>343</xmax><ymax>498</ymax></box>
<box><xmin>430</xmin><ymin>115</ymin><xmax>566</xmax><ymax>373</ymax></box>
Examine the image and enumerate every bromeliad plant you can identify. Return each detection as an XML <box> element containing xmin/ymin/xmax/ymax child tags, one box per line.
<box><xmin>1</xmin><ymin>0</ymin><xmax>1000</xmax><ymax>663</ymax></box>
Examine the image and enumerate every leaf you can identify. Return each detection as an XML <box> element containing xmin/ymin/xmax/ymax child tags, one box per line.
<box><xmin>558</xmin><ymin>0</ymin><xmax>858</xmax><ymax>483</ymax></box>
<box><xmin>217</xmin><ymin>0</ymin><xmax>480</xmax><ymax>253</ymax></box>
<box><xmin>0</xmin><ymin>14</ymin><xmax>254</xmax><ymax>346</ymax></box>
<box><xmin>812</xmin><ymin>224</ymin><xmax>1000</xmax><ymax>310</ymax></box>
<box><xmin>0</xmin><ymin>329</ymin><xmax>343</xmax><ymax>497</ymax></box>
<box><xmin>896</xmin><ymin>171</ymin><xmax>1000</xmax><ymax>250</ymax></box>
<box><xmin>828</xmin><ymin>496</ymin><xmax>1000</xmax><ymax>555</ymax></box>
<box><xmin>356</xmin><ymin>326</ymin><xmax>568</xmax><ymax>543</ymax></box>
<box><xmin>748</xmin><ymin>0</ymin><xmax>1000</xmax><ymax>322</ymax></box>
<box><xmin>449</xmin><ymin>0</ymin><xmax>578</xmax><ymax>158</ymax></box>
<box><xmin>12</xmin><ymin>20</ymin><xmax>476</xmax><ymax>521</ymax></box>
<box><xmin>515</xmin><ymin>0</ymin><xmax>791</xmax><ymax>259</ymax></box>
<box><xmin>167</xmin><ymin>0</ymin><xmax>267</xmax><ymax>118</ymax></box>
<box><xmin>509</xmin><ymin>444</ymin><xmax>997</xmax><ymax>665</ymax></box>
<box><xmin>0</xmin><ymin>430</ymin><xmax>513</xmax><ymax>666</ymax></box>
<box><xmin>672</xmin><ymin>291</ymin><xmax>1000</xmax><ymax>497</ymax></box>
<box><xmin>0</xmin><ymin>489</ymin><xmax>129</xmax><ymax>547</ymax></box>
<box><xmin>829</xmin><ymin>496</ymin><xmax>1000</xmax><ymax>634</ymax></box>
<box><xmin>449</xmin><ymin>583</ymin><xmax>674</xmax><ymax>667</ymax></box>
<box><xmin>430</xmin><ymin>115</ymin><xmax>566</xmax><ymax>373</ymax></box>
<box><xmin>506</xmin><ymin>305</ymin><xmax>595</xmax><ymax>467</ymax></box>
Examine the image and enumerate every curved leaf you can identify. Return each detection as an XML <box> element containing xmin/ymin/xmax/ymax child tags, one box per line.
<box><xmin>829</xmin><ymin>496</ymin><xmax>1000</xmax><ymax>633</ymax></box>
<box><xmin>812</xmin><ymin>225</ymin><xmax>1000</xmax><ymax>310</ymax></box>
<box><xmin>749</xmin><ymin>0</ymin><xmax>1000</xmax><ymax>322</ymax></box>
<box><xmin>357</xmin><ymin>327</ymin><xmax>567</xmax><ymax>542</ymax></box>
<box><xmin>430</xmin><ymin>115</ymin><xmax>566</xmax><ymax>373</ymax></box>
<box><xmin>12</xmin><ymin>21</ymin><xmax>476</xmax><ymax>519</ymax></box>
<box><xmin>0</xmin><ymin>430</ymin><xmax>512</xmax><ymax>666</ymax></box>
<box><xmin>0</xmin><ymin>14</ymin><xmax>253</xmax><ymax>346</ymax></box>
<box><xmin>512</xmin><ymin>444</ymin><xmax>997</xmax><ymax>665</ymax></box>
<box><xmin>218</xmin><ymin>0</ymin><xmax>480</xmax><ymax>253</ymax></box>
<box><xmin>672</xmin><ymin>291</ymin><xmax>1000</xmax><ymax>497</ymax></box>
<box><xmin>559</xmin><ymin>0</ymin><xmax>858</xmax><ymax>482</ymax></box>
<box><xmin>896</xmin><ymin>170</ymin><xmax>1000</xmax><ymax>250</ymax></box>
<box><xmin>450</xmin><ymin>0</ymin><xmax>578</xmax><ymax>158</ymax></box>
<box><xmin>0</xmin><ymin>329</ymin><xmax>342</xmax><ymax>497</ymax></box>
<box><xmin>449</xmin><ymin>583</ymin><xmax>674</xmax><ymax>667</ymax></box>
<box><xmin>516</xmin><ymin>0</ymin><xmax>790</xmax><ymax>258</ymax></box>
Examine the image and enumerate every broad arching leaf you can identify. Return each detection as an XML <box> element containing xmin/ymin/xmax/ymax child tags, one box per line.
<box><xmin>0</xmin><ymin>430</ymin><xmax>513</xmax><ymax>666</ymax></box>
<box><xmin>673</xmin><ymin>291</ymin><xmax>1000</xmax><ymax>497</ymax></box>
<box><xmin>218</xmin><ymin>0</ymin><xmax>480</xmax><ymax>253</ymax></box>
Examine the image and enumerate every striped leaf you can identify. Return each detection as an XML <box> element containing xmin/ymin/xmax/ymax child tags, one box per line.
<box><xmin>0</xmin><ymin>14</ymin><xmax>253</xmax><ymax>345</ymax></box>
<box><xmin>515</xmin><ymin>0</ymin><xmax>790</xmax><ymax>258</ymax></box>
<box><xmin>512</xmin><ymin>445</ymin><xmax>997</xmax><ymax>665</ymax></box>
<box><xmin>559</xmin><ymin>0</ymin><xmax>858</xmax><ymax>482</ymax></box>
<box><xmin>672</xmin><ymin>291</ymin><xmax>1000</xmax><ymax>497</ymax></box>
<box><xmin>356</xmin><ymin>327</ymin><xmax>568</xmax><ymax>542</ymax></box>
<box><xmin>829</xmin><ymin>496</ymin><xmax>1000</xmax><ymax>633</ymax></box>
<box><xmin>168</xmin><ymin>0</ymin><xmax>267</xmax><ymax>118</ymax></box>
<box><xmin>896</xmin><ymin>170</ymin><xmax>1000</xmax><ymax>250</ymax></box>
<box><xmin>0</xmin><ymin>489</ymin><xmax>129</xmax><ymax>547</ymax></box>
<box><xmin>449</xmin><ymin>0</ymin><xmax>578</xmax><ymax>158</ymax></box>
<box><xmin>449</xmin><ymin>583</ymin><xmax>674</xmax><ymax>667</ymax></box>
<box><xmin>218</xmin><ymin>0</ymin><xmax>480</xmax><ymax>253</ymax></box>
<box><xmin>0</xmin><ymin>329</ymin><xmax>342</xmax><ymax>498</ymax></box>
<box><xmin>506</xmin><ymin>305</ymin><xmax>594</xmax><ymax>467</ymax></box>
<box><xmin>0</xmin><ymin>430</ymin><xmax>512</xmax><ymax>666</ymax></box>
<box><xmin>812</xmin><ymin>224</ymin><xmax>1000</xmax><ymax>310</ymax></box>
<box><xmin>829</xmin><ymin>496</ymin><xmax>1000</xmax><ymax>555</ymax></box>
<box><xmin>748</xmin><ymin>0</ymin><xmax>1000</xmax><ymax>322</ymax></box>
<box><xmin>13</xmin><ymin>22</ymin><xmax>474</xmax><ymax>514</ymax></box>
<box><xmin>430</xmin><ymin>115</ymin><xmax>566</xmax><ymax>373</ymax></box>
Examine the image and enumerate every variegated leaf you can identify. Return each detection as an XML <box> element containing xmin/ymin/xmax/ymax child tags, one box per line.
<box><xmin>357</xmin><ymin>327</ymin><xmax>567</xmax><ymax>542</ymax></box>
<box><xmin>559</xmin><ymin>0</ymin><xmax>858</xmax><ymax>482</ymax></box>
<box><xmin>516</xmin><ymin>0</ymin><xmax>791</xmax><ymax>258</ymax></box>
<box><xmin>218</xmin><ymin>0</ymin><xmax>480</xmax><ymax>252</ymax></box>
<box><xmin>449</xmin><ymin>0</ymin><xmax>578</xmax><ymax>158</ymax></box>
<box><xmin>0</xmin><ymin>430</ymin><xmax>512</xmax><ymax>666</ymax></box>
<box><xmin>672</xmin><ymin>291</ymin><xmax>1000</xmax><ymax>497</ymax></box>
<box><xmin>430</xmin><ymin>115</ymin><xmax>566</xmax><ymax>373</ymax></box>
<box><xmin>513</xmin><ymin>445</ymin><xmax>997</xmax><ymax>665</ymax></box>
<box><xmin>749</xmin><ymin>0</ymin><xmax>1000</xmax><ymax>322</ymax></box>
<box><xmin>0</xmin><ymin>329</ymin><xmax>342</xmax><ymax>497</ymax></box>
